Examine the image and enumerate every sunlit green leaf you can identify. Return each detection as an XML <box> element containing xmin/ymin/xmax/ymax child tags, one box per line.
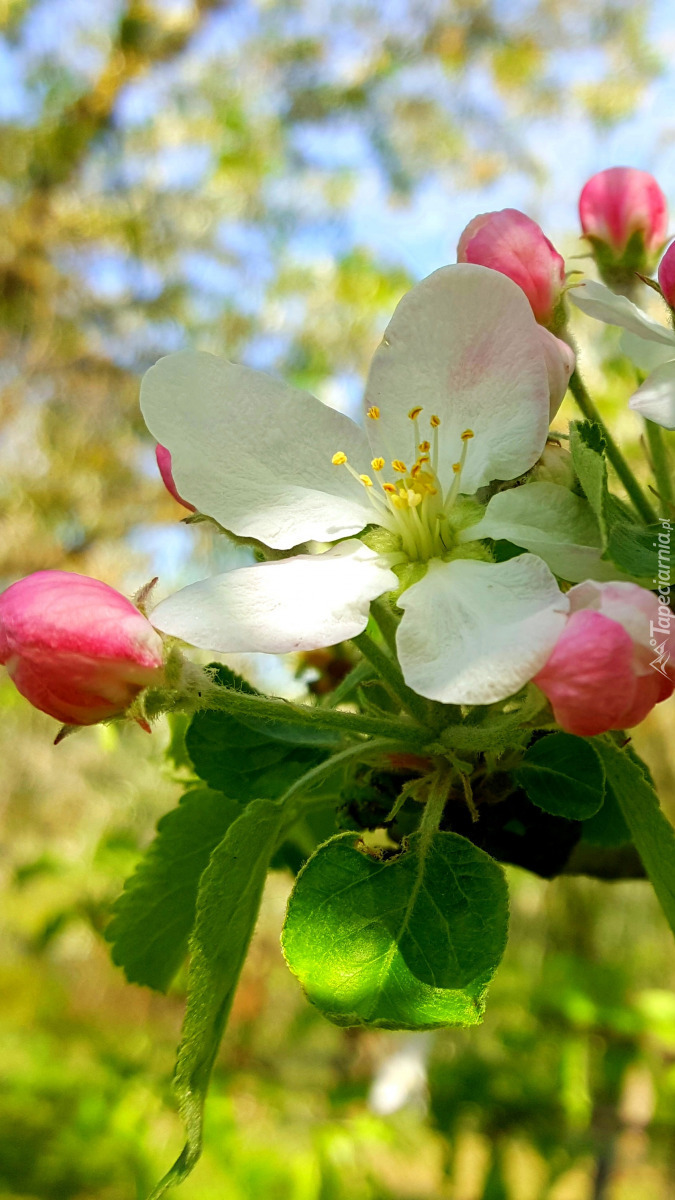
<box><xmin>282</xmin><ymin>830</ymin><xmax>508</xmax><ymax>1030</ymax></box>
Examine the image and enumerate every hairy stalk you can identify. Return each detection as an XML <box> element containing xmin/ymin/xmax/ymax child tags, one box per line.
<box><xmin>568</xmin><ymin>371</ymin><xmax>659</xmax><ymax>524</ymax></box>
<box><xmin>185</xmin><ymin>672</ymin><xmax>431</xmax><ymax>746</ymax></box>
<box><xmin>351</xmin><ymin>629</ymin><xmax>431</xmax><ymax>726</ymax></box>
<box><xmin>371</xmin><ymin>595</ymin><xmax>400</xmax><ymax>653</ymax></box>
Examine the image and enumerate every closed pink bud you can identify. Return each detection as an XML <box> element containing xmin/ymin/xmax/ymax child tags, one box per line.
<box><xmin>536</xmin><ymin>327</ymin><xmax>576</xmax><ymax>419</ymax></box>
<box><xmin>457</xmin><ymin>208</ymin><xmax>566</xmax><ymax>327</ymax></box>
<box><xmin>156</xmin><ymin>444</ymin><xmax>196</xmax><ymax>512</ymax></box>
<box><xmin>580</xmin><ymin>167</ymin><xmax>667</xmax><ymax>257</ymax></box>
<box><xmin>0</xmin><ymin>571</ymin><xmax>165</xmax><ymax>726</ymax></box>
<box><xmin>533</xmin><ymin>580</ymin><xmax>673</xmax><ymax>737</ymax></box>
<box><xmin>658</xmin><ymin>241</ymin><xmax>675</xmax><ymax>309</ymax></box>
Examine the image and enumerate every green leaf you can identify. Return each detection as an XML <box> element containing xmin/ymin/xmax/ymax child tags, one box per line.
<box><xmin>514</xmin><ymin>733</ymin><xmax>605</xmax><ymax>819</ymax></box>
<box><xmin>594</xmin><ymin>739</ymin><xmax>675</xmax><ymax>938</ymax></box>
<box><xmin>149</xmin><ymin>799</ymin><xmax>284</xmax><ymax>1199</ymax></box>
<box><xmin>282</xmin><ymin>830</ymin><xmax>509</xmax><ymax>1030</ymax></box>
<box><xmin>105</xmin><ymin>788</ymin><xmax>241</xmax><ymax>991</ymax></box>
<box><xmin>606</xmin><ymin>517</ymin><xmax>674</xmax><ymax>582</ymax></box>
<box><xmin>570</xmin><ymin>420</ymin><xmax>673</xmax><ymax>582</ymax></box>
<box><xmin>185</xmin><ymin>663</ymin><xmax>336</xmax><ymax>801</ymax></box>
<box><xmin>570</xmin><ymin>419</ymin><xmax>609</xmax><ymax>538</ymax></box>
<box><xmin>581</xmin><ymin>781</ymin><xmax>631</xmax><ymax>847</ymax></box>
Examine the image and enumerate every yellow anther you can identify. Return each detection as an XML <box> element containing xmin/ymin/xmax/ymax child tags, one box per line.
<box><xmin>407</xmin><ymin>490</ymin><xmax>422</xmax><ymax>507</ymax></box>
<box><xmin>461</xmin><ymin>428</ymin><xmax>475</xmax><ymax>441</ymax></box>
<box><xmin>392</xmin><ymin>459</ymin><xmax>408</xmax><ymax>474</ymax></box>
<box><xmin>418</xmin><ymin>440</ymin><xmax>430</xmax><ymax>453</ymax></box>
<box><xmin>408</xmin><ymin>406</ymin><xmax>423</xmax><ymax>421</ymax></box>
<box><xmin>430</xmin><ymin>414</ymin><xmax>441</xmax><ymax>428</ymax></box>
<box><xmin>367</xmin><ymin>406</ymin><xmax>380</xmax><ymax>420</ymax></box>
<box><xmin>359</xmin><ymin>474</ymin><xmax>373</xmax><ymax>487</ymax></box>
<box><xmin>332</xmin><ymin>451</ymin><xmax>348</xmax><ymax>465</ymax></box>
<box><xmin>452</xmin><ymin>462</ymin><xmax>461</xmax><ymax>474</ymax></box>
<box><xmin>382</xmin><ymin>482</ymin><xmax>397</xmax><ymax>495</ymax></box>
<box><xmin>371</xmin><ymin>457</ymin><xmax>385</xmax><ymax>472</ymax></box>
<box><xmin>417</xmin><ymin>454</ymin><xmax>429</xmax><ymax>464</ymax></box>
<box><xmin>410</xmin><ymin>463</ymin><xmax>421</xmax><ymax>478</ymax></box>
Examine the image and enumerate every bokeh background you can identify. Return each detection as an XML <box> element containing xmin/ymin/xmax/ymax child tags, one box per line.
<box><xmin>2</xmin><ymin>1</ymin><xmax>675</xmax><ymax>1197</ymax></box>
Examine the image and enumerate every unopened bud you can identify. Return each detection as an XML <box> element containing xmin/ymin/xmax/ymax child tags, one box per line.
<box><xmin>579</xmin><ymin>167</ymin><xmax>668</xmax><ymax>290</ymax></box>
<box><xmin>0</xmin><ymin>571</ymin><xmax>165</xmax><ymax>727</ymax></box>
<box><xmin>658</xmin><ymin>241</ymin><xmax>675</xmax><ymax>312</ymax></box>
<box><xmin>457</xmin><ymin>208</ymin><xmax>566</xmax><ymax>329</ymax></box>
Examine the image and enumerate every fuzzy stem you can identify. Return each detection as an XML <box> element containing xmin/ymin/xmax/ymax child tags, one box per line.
<box><xmin>370</xmin><ymin>595</ymin><xmax>400</xmax><ymax>653</ymax></box>
<box><xmin>568</xmin><ymin>371</ymin><xmax>659</xmax><ymax>524</ymax></box>
<box><xmin>418</xmin><ymin>767</ymin><xmax>452</xmax><ymax>853</ymax></box>
<box><xmin>351</xmin><ymin>629</ymin><xmax>430</xmax><ymax>726</ymax></box>
<box><xmin>190</xmin><ymin>676</ymin><xmax>430</xmax><ymax>746</ymax></box>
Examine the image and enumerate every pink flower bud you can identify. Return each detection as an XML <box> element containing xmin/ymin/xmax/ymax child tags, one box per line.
<box><xmin>580</xmin><ymin>168</ymin><xmax>668</xmax><ymax>257</ymax></box>
<box><xmin>533</xmin><ymin>580</ymin><xmax>673</xmax><ymax>737</ymax></box>
<box><xmin>658</xmin><ymin>241</ymin><xmax>675</xmax><ymax>310</ymax></box>
<box><xmin>457</xmin><ymin>208</ymin><xmax>566</xmax><ymax>327</ymax></box>
<box><xmin>536</xmin><ymin>327</ymin><xmax>576</xmax><ymax>419</ymax></box>
<box><xmin>156</xmin><ymin>444</ymin><xmax>196</xmax><ymax>512</ymax></box>
<box><xmin>0</xmin><ymin>571</ymin><xmax>165</xmax><ymax>726</ymax></box>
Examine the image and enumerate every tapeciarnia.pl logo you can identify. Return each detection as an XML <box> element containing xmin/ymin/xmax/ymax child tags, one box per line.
<box><xmin>650</xmin><ymin>518</ymin><xmax>672</xmax><ymax>679</ymax></box>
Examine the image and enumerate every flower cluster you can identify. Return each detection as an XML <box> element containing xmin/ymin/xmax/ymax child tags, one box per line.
<box><xmin>1</xmin><ymin>166</ymin><xmax>673</xmax><ymax>740</ymax></box>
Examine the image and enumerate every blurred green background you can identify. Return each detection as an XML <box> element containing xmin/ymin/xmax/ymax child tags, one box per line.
<box><xmin>2</xmin><ymin>1</ymin><xmax>675</xmax><ymax>1196</ymax></box>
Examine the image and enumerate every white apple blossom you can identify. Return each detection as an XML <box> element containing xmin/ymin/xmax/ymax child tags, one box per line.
<box><xmin>141</xmin><ymin>264</ymin><xmax>609</xmax><ymax>705</ymax></box>
<box><xmin>571</xmin><ymin>279</ymin><xmax>675</xmax><ymax>429</ymax></box>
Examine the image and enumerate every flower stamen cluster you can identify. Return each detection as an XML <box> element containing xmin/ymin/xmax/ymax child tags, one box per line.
<box><xmin>332</xmin><ymin>408</ymin><xmax>475</xmax><ymax>563</ymax></box>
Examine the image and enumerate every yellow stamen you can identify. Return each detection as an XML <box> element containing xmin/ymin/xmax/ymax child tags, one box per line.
<box><xmin>417</xmin><ymin>454</ymin><xmax>429</xmax><ymax>464</ymax></box>
<box><xmin>408</xmin><ymin>406</ymin><xmax>423</xmax><ymax>420</ymax></box>
<box><xmin>461</xmin><ymin>428</ymin><xmax>474</xmax><ymax>441</ymax></box>
<box><xmin>430</xmin><ymin>415</ymin><xmax>441</xmax><ymax>428</ymax></box>
<box><xmin>410</xmin><ymin>463</ymin><xmax>421</xmax><ymax>478</ymax></box>
<box><xmin>359</xmin><ymin>474</ymin><xmax>373</xmax><ymax>487</ymax></box>
<box><xmin>392</xmin><ymin>459</ymin><xmax>407</xmax><ymax>474</ymax></box>
<box><xmin>418</xmin><ymin>440</ymin><xmax>430</xmax><ymax>453</ymax></box>
<box><xmin>452</xmin><ymin>462</ymin><xmax>461</xmax><ymax>474</ymax></box>
<box><xmin>332</xmin><ymin>451</ymin><xmax>347</xmax><ymax>465</ymax></box>
<box><xmin>371</xmin><ymin>457</ymin><xmax>385</xmax><ymax>472</ymax></box>
<box><xmin>406</xmin><ymin>489</ymin><xmax>422</xmax><ymax>507</ymax></box>
<box><xmin>382</xmin><ymin>482</ymin><xmax>397</xmax><ymax>495</ymax></box>
<box><xmin>367</xmin><ymin>406</ymin><xmax>380</xmax><ymax>420</ymax></box>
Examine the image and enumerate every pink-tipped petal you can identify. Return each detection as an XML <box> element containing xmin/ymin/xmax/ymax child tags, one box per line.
<box><xmin>0</xmin><ymin>571</ymin><xmax>164</xmax><ymax>726</ymax></box>
<box><xmin>457</xmin><ymin>208</ymin><xmax>566</xmax><ymax>326</ymax></box>
<box><xmin>536</xmin><ymin>327</ymin><xmax>576</xmax><ymax>418</ymax></box>
<box><xmin>155</xmin><ymin>444</ymin><xmax>196</xmax><ymax>512</ymax></box>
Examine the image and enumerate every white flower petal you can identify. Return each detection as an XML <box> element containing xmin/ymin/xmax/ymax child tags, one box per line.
<box><xmin>570</xmin><ymin>280</ymin><xmax>675</xmax><ymax>347</ymax></box>
<box><xmin>621</xmin><ymin>332</ymin><xmax>675</xmax><ymax>373</ymax></box>
<box><xmin>141</xmin><ymin>351</ymin><xmax>373</xmax><ymax>549</ymax></box>
<box><xmin>363</xmin><ymin>264</ymin><xmax>550</xmax><ymax>494</ymax></box>
<box><xmin>460</xmin><ymin>481</ymin><xmax>622</xmax><ymax>583</ymax></box>
<box><xmin>150</xmin><ymin>541</ymin><xmax>396</xmax><ymax>654</ymax></box>
<box><xmin>628</xmin><ymin>359</ymin><xmax>675</xmax><ymax>429</ymax></box>
<box><xmin>396</xmin><ymin>554</ymin><xmax>569</xmax><ymax>704</ymax></box>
